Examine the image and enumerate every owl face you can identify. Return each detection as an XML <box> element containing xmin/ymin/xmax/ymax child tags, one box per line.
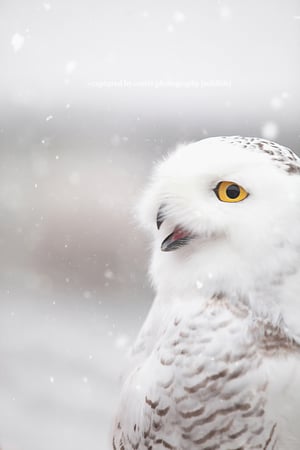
<box><xmin>139</xmin><ymin>137</ymin><xmax>300</xmax><ymax>306</ymax></box>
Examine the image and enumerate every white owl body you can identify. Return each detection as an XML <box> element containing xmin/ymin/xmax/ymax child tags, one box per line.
<box><xmin>114</xmin><ymin>295</ymin><xmax>300</xmax><ymax>449</ymax></box>
<box><xmin>113</xmin><ymin>137</ymin><xmax>300</xmax><ymax>449</ymax></box>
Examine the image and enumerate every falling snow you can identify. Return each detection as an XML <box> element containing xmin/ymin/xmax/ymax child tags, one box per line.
<box><xmin>104</xmin><ymin>269</ymin><xmax>114</xmax><ymax>280</ymax></box>
<box><xmin>173</xmin><ymin>11</ymin><xmax>186</xmax><ymax>23</ymax></box>
<box><xmin>261</xmin><ymin>121</ymin><xmax>279</xmax><ymax>140</ymax></box>
<box><xmin>43</xmin><ymin>2</ymin><xmax>51</xmax><ymax>11</ymax></box>
<box><xmin>65</xmin><ymin>60</ymin><xmax>78</xmax><ymax>75</ymax></box>
<box><xmin>11</xmin><ymin>33</ymin><xmax>25</xmax><ymax>52</ymax></box>
<box><xmin>196</xmin><ymin>280</ymin><xmax>204</xmax><ymax>289</ymax></box>
<box><xmin>270</xmin><ymin>97</ymin><xmax>282</xmax><ymax>110</ymax></box>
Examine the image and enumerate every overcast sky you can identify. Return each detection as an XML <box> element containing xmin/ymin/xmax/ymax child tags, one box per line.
<box><xmin>1</xmin><ymin>0</ymin><xmax>300</xmax><ymax>112</ymax></box>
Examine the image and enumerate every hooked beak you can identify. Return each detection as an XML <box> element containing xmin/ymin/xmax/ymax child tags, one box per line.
<box><xmin>156</xmin><ymin>205</ymin><xmax>195</xmax><ymax>252</ymax></box>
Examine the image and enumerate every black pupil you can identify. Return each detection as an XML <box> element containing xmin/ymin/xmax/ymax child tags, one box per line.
<box><xmin>226</xmin><ymin>184</ymin><xmax>240</xmax><ymax>199</ymax></box>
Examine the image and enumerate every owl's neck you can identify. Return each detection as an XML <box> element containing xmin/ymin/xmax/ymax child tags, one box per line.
<box><xmin>150</xmin><ymin>242</ymin><xmax>300</xmax><ymax>341</ymax></box>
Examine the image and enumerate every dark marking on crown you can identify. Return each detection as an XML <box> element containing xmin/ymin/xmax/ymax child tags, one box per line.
<box><xmin>220</xmin><ymin>136</ymin><xmax>300</xmax><ymax>175</ymax></box>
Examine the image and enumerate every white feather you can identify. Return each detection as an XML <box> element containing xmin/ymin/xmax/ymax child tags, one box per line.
<box><xmin>113</xmin><ymin>137</ymin><xmax>300</xmax><ymax>449</ymax></box>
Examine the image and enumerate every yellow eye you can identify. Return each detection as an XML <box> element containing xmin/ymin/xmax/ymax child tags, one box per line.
<box><xmin>214</xmin><ymin>181</ymin><xmax>249</xmax><ymax>203</ymax></box>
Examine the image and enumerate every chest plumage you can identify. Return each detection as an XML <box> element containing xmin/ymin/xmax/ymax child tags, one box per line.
<box><xmin>114</xmin><ymin>297</ymin><xmax>300</xmax><ymax>449</ymax></box>
<box><xmin>113</xmin><ymin>137</ymin><xmax>300</xmax><ymax>449</ymax></box>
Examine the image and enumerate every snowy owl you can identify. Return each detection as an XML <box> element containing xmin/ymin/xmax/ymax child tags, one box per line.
<box><xmin>113</xmin><ymin>136</ymin><xmax>300</xmax><ymax>449</ymax></box>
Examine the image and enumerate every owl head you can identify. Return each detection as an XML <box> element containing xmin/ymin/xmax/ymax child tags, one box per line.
<box><xmin>139</xmin><ymin>137</ymin><xmax>300</xmax><ymax>329</ymax></box>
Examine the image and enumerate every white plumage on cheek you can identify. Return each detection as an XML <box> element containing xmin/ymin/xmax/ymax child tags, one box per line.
<box><xmin>113</xmin><ymin>137</ymin><xmax>300</xmax><ymax>450</ymax></box>
<box><xmin>138</xmin><ymin>138</ymin><xmax>300</xmax><ymax>326</ymax></box>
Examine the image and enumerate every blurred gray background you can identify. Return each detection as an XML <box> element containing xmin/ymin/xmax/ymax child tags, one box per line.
<box><xmin>0</xmin><ymin>1</ymin><xmax>300</xmax><ymax>449</ymax></box>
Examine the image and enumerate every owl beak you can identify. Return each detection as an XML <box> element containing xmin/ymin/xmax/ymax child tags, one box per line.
<box><xmin>161</xmin><ymin>227</ymin><xmax>194</xmax><ymax>252</ymax></box>
<box><xmin>157</xmin><ymin>205</ymin><xmax>195</xmax><ymax>251</ymax></box>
